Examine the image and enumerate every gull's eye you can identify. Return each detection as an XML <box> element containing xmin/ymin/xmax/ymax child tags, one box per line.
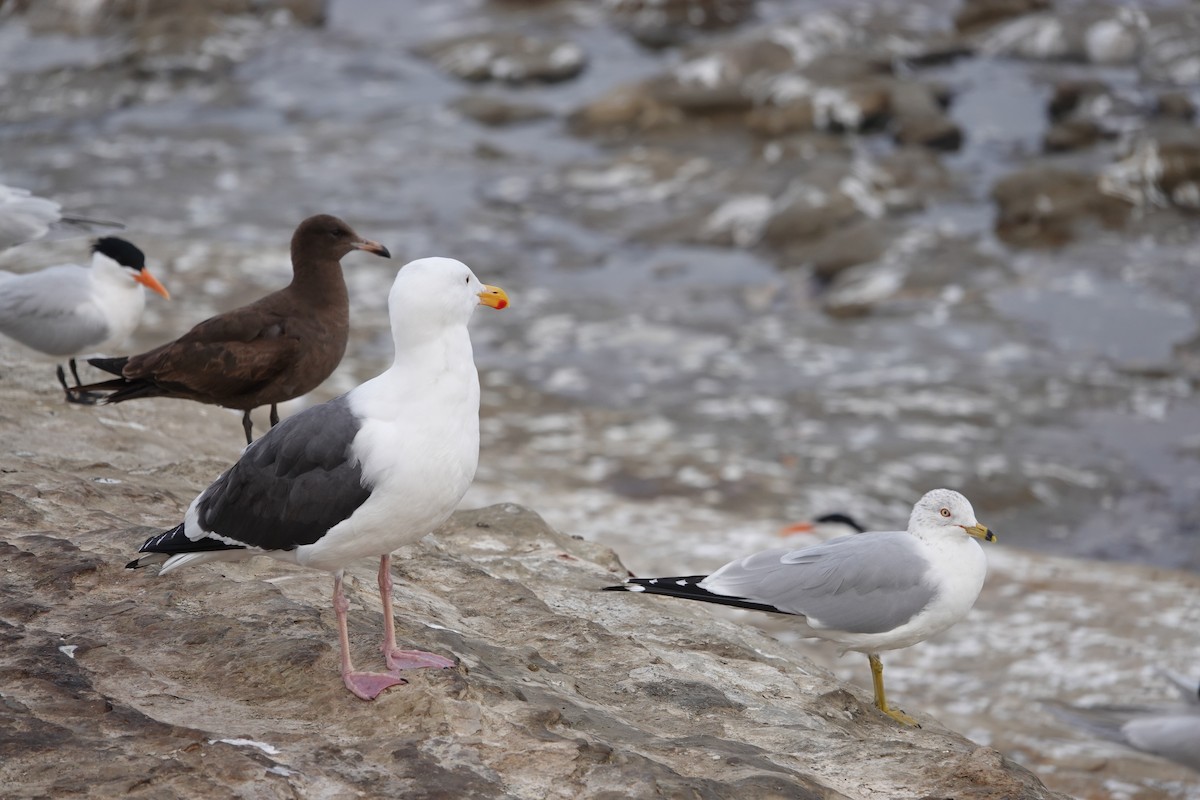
<box><xmin>939</xmin><ymin>507</ymin><xmax>951</xmax><ymax>518</ymax></box>
<box><xmin>465</xmin><ymin>276</ymin><xmax>470</xmax><ymax>284</ymax></box>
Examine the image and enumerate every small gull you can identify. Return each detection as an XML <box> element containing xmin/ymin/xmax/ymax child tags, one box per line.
<box><xmin>125</xmin><ymin>257</ymin><xmax>508</xmax><ymax>700</ymax></box>
<box><xmin>606</xmin><ymin>489</ymin><xmax>995</xmax><ymax>726</ymax></box>
<box><xmin>74</xmin><ymin>215</ymin><xmax>389</xmax><ymax>443</ymax></box>
<box><xmin>0</xmin><ymin>182</ymin><xmax>123</xmax><ymax>250</ymax></box>
<box><xmin>0</xmin><ymin>237</ymin><xmax>169</xmax><ymax>402</ymax></box>
<box><xmin>1046</xmin><ymin>670</ymin><xmax>1200</xmax><ymax>772</ymax></box>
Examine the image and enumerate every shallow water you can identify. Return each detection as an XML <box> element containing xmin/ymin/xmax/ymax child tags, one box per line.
<box><xmin>1</xmin><ymin>0</ymin><xmax>1199</xmax><ymax>577</ymax></box>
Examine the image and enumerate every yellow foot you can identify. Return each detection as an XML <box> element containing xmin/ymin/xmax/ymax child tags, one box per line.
<box><xmin>878</xmin><ymin>705</ymin><xmax>920</xmax><ymax>727</ymax></box>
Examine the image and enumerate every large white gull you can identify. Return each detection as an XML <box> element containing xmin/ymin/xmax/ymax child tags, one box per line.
<box><xmin>606</xmin><ymin>489</ymin><xmax>995</xmax><ymax>726</ymax></box>
<box><xmin>0</xmin><ymin>237</ymin><xmax>170</xmax><ymax>402</ymax></box>
<box><xmin>127</xmin><ymin>257</ymin><xmax>508</xmax><ymax>700</ymax></box>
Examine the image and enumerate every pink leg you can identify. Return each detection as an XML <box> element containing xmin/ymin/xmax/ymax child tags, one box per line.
<box><xmin>378</xmin><ymin>554</ymin><xmax>456</xmax><ymax>672</ymax></box>
<box><xmin>334</xmin><ymin>571</ymin><xmax>407</xmax><ymax>700</ymax></box>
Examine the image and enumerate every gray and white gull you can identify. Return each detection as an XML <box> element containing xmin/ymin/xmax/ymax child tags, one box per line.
<box><xmin>606</xmin><ymin>489</ymin><xmax>995</xmax><ymax>725</ymax></box>
<box><xmin>0</xmin><ymin>182</ymin><xmax>121</xmax><ymax>250</ymax></box>
<box><xmin>1047</xmin><ymin>670</ymin><xmax>1200</xmax><ymax>772</ymax></box>
<box><xmin>126</xmin><ymin>257</ymin><xmax>508</xmax><ymax>700</ymax></box>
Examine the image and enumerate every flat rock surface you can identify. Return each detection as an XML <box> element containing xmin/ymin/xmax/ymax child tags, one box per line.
<box><xmin>0</xmin><ymin>352</ymin><xmax>1067</xmax><ymax>799</ymax></box>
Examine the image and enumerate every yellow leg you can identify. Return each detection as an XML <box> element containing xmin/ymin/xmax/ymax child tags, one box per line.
<box><xmin>868</xmin><ymin>654</ymin><xmax>919</xmax><ymax>727</ymax></box>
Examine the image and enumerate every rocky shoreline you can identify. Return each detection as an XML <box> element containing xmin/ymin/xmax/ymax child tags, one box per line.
<box><xmin>2</xmin><ymin>352</ymin><xmax>1198</xmax><ymax>798</ymax></box>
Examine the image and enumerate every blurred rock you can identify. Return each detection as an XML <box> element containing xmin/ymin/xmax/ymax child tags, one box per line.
<box><xmin>890</xmin><ymin>82</ymin><xmax>963</xmax><ymax>151</ymax></box>
<box><xmin>1156</xmin><ymin>91</ymin><xmax>1196</xmax><ymax>122</ymax></box>
<box><xmin>1043</xmin><ymin>118</ymin><xmax>1106</xmax><ymax>153</ymax></box>
<box><xmin>418</xmin><ymin>32</ymin><xmax>587</xmax><ymax>84</ymax></box>
<box><xmin>607</xmin><ymin>0</ymin><xmax>757</xmax><ymax>49</ymax></box>
<box><xmin>451</xmin><ymin>93</ymin><xmax>552</xmax><ymax>127</ymax></box>
<box><xmin>1101</xmin><ymin>132</ymin><xmax>1200</xmax><ymax>211</ymax></box>
<box><xmin>992</xmin><ymin>168</ymin><xmax>1131</xmax><ymax>248</ymax></box>
<box><xmin>980</xmin><ymin>6</ymin><xmax>1145</xmax><ymax>64</ymax></box>
<box><xmin>954</xmin><ymin>0</ymin><xmax>1050</xmax><ymax>36</ymax></box>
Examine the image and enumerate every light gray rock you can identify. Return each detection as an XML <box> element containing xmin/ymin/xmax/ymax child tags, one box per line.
<box><xmin>0</xmin><ymin>352</ymin><xmax>1066</xmax><ymax>800</ymax></box>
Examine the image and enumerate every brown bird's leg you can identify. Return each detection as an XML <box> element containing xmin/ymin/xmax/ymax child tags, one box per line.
<box><xmin>61</xmin><ymin>360</ymin><xmax>98</xmax><ymax>405</ymax></box>
<box><xmin>378</xmin><ymin>554</ymin><xmax>456</xmax><ymax>672</ymax></box>
<box><xmin>269</xmin><ymin>403</ymin><xmax>280</xmax><ymax>428</ymax></box>
<box><xmin>241</xmin><ymin>411</ymin><xmax>253</xmax><ymax>445</ymax></box>
<box><xmin>868</xmin><ymin>653</ymin><xmax>919</xmax><ymax>727</ymax></box>
<box><xmin>334</xmin><ymin>571</ymin><xmax>407</xmax><ymax>701</ymax></box>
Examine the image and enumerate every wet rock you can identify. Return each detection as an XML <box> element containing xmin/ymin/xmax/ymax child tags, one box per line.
<box><xmin>451</xmin><ymin>93</ymin><xmax>552</xmax><ymax>127</ymax></box>
<box><xmin>607</xmin><ymin>0</ymin><xmax>757</xmax><ymax>49</ymax></box>
<box><xmin>798</xmin><ymin>218</ymin><xmax>896</xmax><ymax>282</ymax></box>
<box><xmin>748</xmin><ymin>76</ymin><xmax>891</xmax><ymax>136</ymax></box>
<box><xmin>1140</xmin><ymin>10</ymin><xmax>1200</xmax><ymax>85</ymax></box>
<box><xmin>760</xmin><ymin>183</ymin><xmax>861</xmax><ymax>249</ymax></box>
<box><xmin>0</xmin><ymin>354</ymin><xmax>1068</xmax><ymax>800</ymax></box>
<box><xmin>890</xmin><ymin>82</ymin><xmax>962</xmax><ymax>151</ymax></box>
<box><xmin>1101</xmin><ymin>132</ymin><xmax>1200</xmax><ymax>211</ymax></box>
<box><xmin>18</xmin><ymin>0</ymin><xmax>328</xmax><ymax>34</ymax></box>
<box><xmin>1043</xmin><ymin>118</ymin><xmax>1106</xmax><ymax>153</ymax></box>
<box><xmin>954</xmin><ymin>0</ymin><xmax>1050</xmax><ymax>36</ymax></box>
<box><xmin>992</xmin><ymin>167</ymin><xmax>1131</xmax><ymax>248</ymax></box>
<box><xmin>417</xmin><ymin>32</ymin><xmax>587</xmax><ymax>85</ymax></box>
<box><xmin>980</xmin><ymin>6</ymin><xmax>1145</xmax><ymax>65</ymax></box>
<box><xmin>1156</xmin><ymin>92</ymin><xmax>1196</xmax><ymax>122</ymax></box>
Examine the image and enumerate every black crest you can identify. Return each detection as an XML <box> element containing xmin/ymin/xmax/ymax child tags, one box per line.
<box><xmin>93</xmin><ymin>237</ymin><xmax>146</xmax><ymax>271</ymax></box>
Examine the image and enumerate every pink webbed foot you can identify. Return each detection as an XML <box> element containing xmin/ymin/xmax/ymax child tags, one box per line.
<box><xmin>344</xmin><ymin>670</ymin><xmax>408</xmax><ymax>701</ymax></box>
<box><xmin>385</xmin><ymin>648</ymin><xmax>456</xmax><ymax>672</ymax></box>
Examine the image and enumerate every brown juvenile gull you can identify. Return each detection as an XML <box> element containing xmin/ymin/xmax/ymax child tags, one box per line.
<box><xmin>73</xmin><ymin>214</ymin><xmax>388</xmax><ymax>443</ymax></box>
<box><xmin>126</xmin><ymin>257</ymin><xmax>509</xmax><ymax>700</ymax></box>
<box><xmin>0</xmin><ymin>237</ymin><xmax>169</xmax><ymax>403</ymax></box>
<box><xmin>606</xmin><ymin>489</ymin><xmax>995</xmax><ymax>726</ymax></box>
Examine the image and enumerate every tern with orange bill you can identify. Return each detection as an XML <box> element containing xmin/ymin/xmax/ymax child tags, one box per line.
<box><xmin>0</xmin><ymin>236</ymin><xmax>170</xmax><ymax>403</ymax></box>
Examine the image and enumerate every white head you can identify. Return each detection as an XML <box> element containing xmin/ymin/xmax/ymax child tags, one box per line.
<box><xmin>387</xmin><ymin>257</ymin><xmax>507</xmax><ymax>343</ymax></box>
<box><xmin>908</xmin><ymin>489</ymin><xmax>995</xmax><ymax>543</ymax></box>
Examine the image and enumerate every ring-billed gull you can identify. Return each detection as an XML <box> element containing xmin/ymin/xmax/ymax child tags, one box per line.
<box><xmin>73</xmin><ymin>215</ymin><xmax>389</xmax><ymax>443</ymax></box>
<box><xmin>606</xmin><ymin>489</ymin><xmax>995</xmax><ymax>726</ymax></box>
<box><xmin>126</xmin><ymin>258</ymin><xmax>508</xmax><ymax>700</ymax></box>
<box><xmin>0</xmin><ymin>237</ymin><xmax>169</xmax><ymax>403</ymax></box>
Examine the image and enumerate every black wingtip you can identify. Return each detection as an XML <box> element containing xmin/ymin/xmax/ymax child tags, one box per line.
<box><xmin>602</xmin><ymin>584</ymin><xmax>630</xmax><ymax>592</ymax></box>
<box><xmin>125</xmin><ymin>558</ymin><xmax>141</xmax><ymax>569</ymax></box>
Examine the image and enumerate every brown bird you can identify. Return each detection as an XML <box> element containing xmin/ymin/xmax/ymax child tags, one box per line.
<box><xmin>73</xmin><ymin>215</ymin><xmax>389</xmax><ymax>443</ymax></box>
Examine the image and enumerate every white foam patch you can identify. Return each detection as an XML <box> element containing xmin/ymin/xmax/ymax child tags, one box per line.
<box><xmin>58</xmin><ymin>645</ymin><xmax>77</xmax><ymax>659</ymax></box>
<box><xmin>211</xmin><ymin>738</ymin><xmax>281</xmax><ymax>755</ymax></box>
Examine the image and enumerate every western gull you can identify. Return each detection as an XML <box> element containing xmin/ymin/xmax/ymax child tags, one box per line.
<box><xmin>126</xmin><ymin>256</ymin><xmax>509</xmax><ymax>700</ymax></box>
<box><xmin>1046</xmin><ymin>670</ymin><xmax>1200</xmax><ymax>772</ymax></box>
<box><xmin>0</xmin><ymin>182</ymin><xmax>123</xmax><ymax>250</ymax></box>
<box><xmin>606</xmin><ymin>489</ymin><xmax>995</xmax><ymax>726</ymax></box>
<box><xmin>73</xmin><ymin>214</ymin><xmax>389</xmax><ymax>443</ymax></box>
<box><xmin>0</xmin><ymin>236</ymin><xmax>170</xmax><ymax>403</ymax></box>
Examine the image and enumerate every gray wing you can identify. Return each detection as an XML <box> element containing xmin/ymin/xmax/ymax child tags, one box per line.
<box><xmin>0</xmin><ymin>186</ymin><xmax>60</xmax><ymax>249</ymax></box>
<box><xmin>0</xmin><ymin>265</ymin><xmax>108</xmax><ymax>355</ymax></box>
<box><xmin>188</xmin><ymin>394</ymin><xmax>372</xmax><ymax>551</ymax></box>
<box><xmin>700</xmin><ymin>532</ymin><xmax>937</xmax><ymax>634</ymax></box>
<box><xmin>1123</xmin><ymin>716</ymin><xmax>1200</xmax><ymax>771</ymax></box>
<box><xmin>1048</xmin><ymin>702</ymin><xmax>1200</xmax><ymax>772</ymax></box>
